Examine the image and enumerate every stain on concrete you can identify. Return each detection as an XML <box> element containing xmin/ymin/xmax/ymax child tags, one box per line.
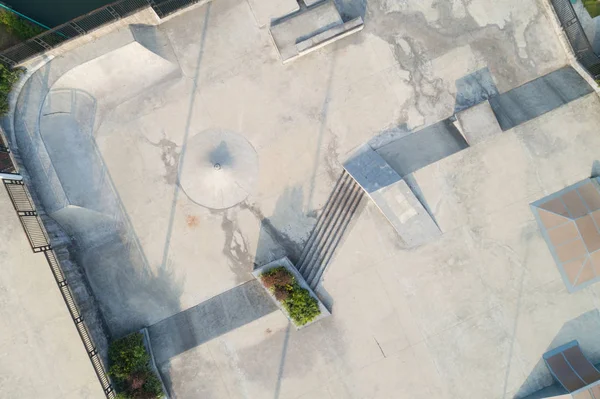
<box><xmin>186</xmin><ymin>214</ymin><xmax>200</xmax><ymax>228</ymax></box>
<box><xmin>143</xmin><ymin>133</ymin><xmax>181</xmax><ymax>185</ymax></box>
<box><xmin>220</xmin><ymin>209</ymin><xmax>253</xmax><ymax>282</ymax></box>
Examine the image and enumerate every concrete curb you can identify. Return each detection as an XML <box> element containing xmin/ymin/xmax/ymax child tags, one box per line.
<box><xmin>140</xmin><ymin>328</ymin><xmax>170</xmax><ymax>399</ymax></box>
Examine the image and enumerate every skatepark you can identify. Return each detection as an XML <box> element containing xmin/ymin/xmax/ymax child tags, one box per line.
<box><xmin>6</xmin><ymin>0</ymin><xmax>600</xmax><ymax>397</ymax></box>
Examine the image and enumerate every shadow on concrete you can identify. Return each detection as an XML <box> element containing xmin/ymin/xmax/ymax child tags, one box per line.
<box><xmin>453</xmin><ymin>67</ymin><xmax>499</xmax><ymax>114</ymax></box>
<box><xmin>333</xmin><ymin>0</ymin><xmax>368</xmax><ymax>21</ymax></box>
<box><xmin>515</xmin><ymin>310</ymin><xmax>600</xmax><ymax>398</ymax></box>
<box><xmin>591</xmin><ymin>160</ymin><xmax>600</xmax><ymax>178</ymax></box>
<box><xmin>249</xmin><ymin>185</ymin><xmax>310</xmax><ymax>269</ymax></box>
<box><xmin>148</xmin><ymin>280</ymin><xmax>278</xmax><ymax>368</ymax></box>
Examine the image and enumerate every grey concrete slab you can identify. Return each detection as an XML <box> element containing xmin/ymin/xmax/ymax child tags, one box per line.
<box><xmin>489</xmin><ymin>66</ymin><xmax>594</xmax><ymax>131</ymax></box>
<box><xmin>375</xmin><ymin>119</ymin><xmax>469</xmax><ymax>177</ymax></box>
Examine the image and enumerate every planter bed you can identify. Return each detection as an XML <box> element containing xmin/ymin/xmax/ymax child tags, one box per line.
<box><xmin>252</xmin><ymin>257</ymin><xmax>330</xmax><ymax>329</ymax></box>
<box><xmin>108</xmin><ymin>330</ymin><xmax>167</xmax><ymax>399</ymax></box>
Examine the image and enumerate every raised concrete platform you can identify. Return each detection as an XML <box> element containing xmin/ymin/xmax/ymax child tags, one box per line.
<box><xmin>344</xmin><ymin>145</ymin><xmax>441</xmax><ymax>248</ymax></box>
<box><xmin>455</xmin><ymin>100</ymin><xmax>503</xmax><ymax>146</ymax></box>
<box><xmin>269</xmin><ymin>0</ymin><xmax>363</xmax><ymax>63</ymax></box>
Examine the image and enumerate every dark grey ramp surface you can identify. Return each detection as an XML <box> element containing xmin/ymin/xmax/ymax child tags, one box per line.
<box><xmin>454</xmin><ymin>67</ymin><xmax>499</xmax><ymax>113</ymax></box>
<box><xmin>489</xmin><ymin>66</ymin><xmax>593</xmax><ymax>131</ymax></box>
<box><xmin>148</xmin><ymin>280</ymin><xmax>277</xmax><ymax>366</ymax></box>
<box><xmin>375</xmin><ymin>119</ymin><xmax>468</xmax><ymax>177</ymax></box>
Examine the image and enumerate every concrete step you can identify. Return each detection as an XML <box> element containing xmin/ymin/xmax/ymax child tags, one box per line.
<box><xmin>304</xmin><ymin>183</ymin><xmax>363</xmax><ymax>288</ymax></box>
<box><xmin>296</xmin><ymin>172</ymin><xmax>364</xmax><ymax>289</ymax></box>
<box><xmin>306</xmin><ymin>187</ymin><xmax>363</xmax><ymax>288</ymax></box>
<box><xmin>297</xmin><ymin>172</ymin><xmax>353</xmax><ymax>274</ymax></box>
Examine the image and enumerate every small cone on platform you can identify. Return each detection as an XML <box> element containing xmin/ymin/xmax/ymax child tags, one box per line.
<box><xmin>179</xmin><ymin>130</ymin><xmax>259</xmax><ymax>210</ymax></box>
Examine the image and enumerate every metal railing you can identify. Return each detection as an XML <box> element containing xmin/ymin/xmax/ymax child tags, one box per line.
<box><xmin>551</xmin><ymin>0</ymin><xmax>600</xmax><ymax>79</ymax></box>
<box><xmin>0</xmin><ymin>0</ymin><xmax>206</xmax><ymax>67</ymax></box>
<box><xmin>3</xmin><ymin>179</ymin><xmax>116</xmax><ymax>398</ymax></box>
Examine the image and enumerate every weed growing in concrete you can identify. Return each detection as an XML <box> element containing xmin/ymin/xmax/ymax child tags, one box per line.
<box><xmin>0</xmin><ymin>10</ymin><xmax>44</xmax><ymax>41</ymax></box>
<box><xmin>0</xmin><ymin>63</ymin><xmax>20</xmax><ymax>115</ymax></box>
<box><xmin>260</xmin><ymin>267</ymin><xmax>321</xmax><ymax>326</ymax></box>
<box><xmin>109</xmin><ymin>332</ymin><xmax>163</xmax><ymax>399</ymax></box>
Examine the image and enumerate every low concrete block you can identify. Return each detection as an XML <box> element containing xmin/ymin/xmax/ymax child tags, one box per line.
<box><xmin>456</xmin><ymin>100</ymin><xmax>502</xmax><ymax>146</ymax></box>
<box><xmin>296</xmin><ymin>17</ymin><xmax>364</xmax><ymax>54</ymax></box>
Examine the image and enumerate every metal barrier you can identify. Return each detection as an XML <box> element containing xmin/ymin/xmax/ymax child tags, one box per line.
<box><xmin>550</xmin><ymin>0</ymin><xmax>600</xmax><ymax>79</ymax></box>
<box><xmin>3</xmin><ymin>179</ymin><xmax>115</xmax><ymax>398</ymax></box>
<box><xmin>0</xmin><ymin>0</ymin><xmax>204</xmax><ymax>67</ymax></box>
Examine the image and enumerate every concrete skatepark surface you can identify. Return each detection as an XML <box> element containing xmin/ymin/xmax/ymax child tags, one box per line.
<box><xmin>7</xmin><ymin>0</ymin><xmax>600</xmax><ymax>398</ymax></box>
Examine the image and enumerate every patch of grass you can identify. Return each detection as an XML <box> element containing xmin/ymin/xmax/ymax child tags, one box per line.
<box><xmin>108</xmin><ymin>332</ymin><xmax>164</xmax><ymax>399</ymax></box>
<box><xmin>261</xmin><ymin>267</ymin><xmax>321</xmax><ymax>326</ymax></box>
<box><xmin>0</xmin><ymin>10</ymin><xmax>45</xmax><ymax>41</ymax></box>
<box><xmin>0</xmin><ymin>63</ymin><xmax>21</xmax><ymax>116</ymax></box>
<box><xmin>583</xmin><ymin>0</ymin><xmax>600</xmax><ymax>18</ymax></box>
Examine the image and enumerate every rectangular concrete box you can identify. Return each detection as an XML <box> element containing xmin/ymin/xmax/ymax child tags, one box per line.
<box><xmin>252</xmin><ymin>257</ymin><xmax>330</xmax><ymax>329</ymax></box>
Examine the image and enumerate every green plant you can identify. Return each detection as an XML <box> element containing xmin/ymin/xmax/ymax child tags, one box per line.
<box><xmin>0</xmin><ymin>10</ymin><xmax>44</xmax><ymax>41</ymax></box>
<box><xmin>584</xmin><ymin>0</ymin><xmax>600</xmax><ymax>18</ymax></box>
<box><xmin>0</xmin><ymin>64</ymin><xmax>21</xmax><ymax>116</ymax></box>
<box><xmin>261</xmin><ymin>267</ymin><xmax>294</xmax><ymax>288</ymax></box>
<box><xmin>282</xmin><ymin>285</ymin><xmax>320</xmax><ymax>326</ymax></box>
<box><xmin>108</xmin><ymin>332</ymin><xmax>164</xmax><ymax>399</ymax></box>
<box><xmin>260</xmin><ymin>267</ymin><xmax>321</xmax><ymax>326</ymax></box>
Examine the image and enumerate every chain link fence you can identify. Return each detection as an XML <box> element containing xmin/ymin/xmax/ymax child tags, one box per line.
<box><xmin>551</xmin><ymin>0</ymin><xmax>600</xmax><ymax>79</ymax></box>
<box><xmin>0</xmin><ymin>0</ymin><xmax>206</xmax><ymax>67</ymax></box>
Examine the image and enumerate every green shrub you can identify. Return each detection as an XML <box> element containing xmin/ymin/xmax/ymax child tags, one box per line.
<box><xmin>282</xmin><ymin>284</ymin><xmax>320</xmax><ymax>326</ymax></box>
<box><xmin>0</xmin><ymin>63</ymin><xmax>21</xmax><ymax>116</ymax></box>
<box><xmin>260</xmin><ymin>267</ymin><xmax>321</xmax><ymax>326</ymax></box>
<box><xmin>108</xmin><ymin>332</ymin><xmax>164</xmax><ymax>399</ymax></box>
<box><xmin>261</xmin><ymin>267</ymin><xmax>294</xmax><ymax>288</ymax></box>
<box><xmin>0</xmin><ymin>10</ymin><xmax>44</xmax><ymax>41</ymax></box>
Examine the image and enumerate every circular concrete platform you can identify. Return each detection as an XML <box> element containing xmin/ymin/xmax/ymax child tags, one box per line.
<box><xmin>179</xmin><ymin>130</ymin><xmax>259</xmax><ymax>210</ymax></box>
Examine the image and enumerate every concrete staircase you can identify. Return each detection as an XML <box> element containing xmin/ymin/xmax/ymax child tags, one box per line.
<box><xmin>297</xmin><ymin>171</ymin><xmax>364</xmax><ymax>289</ymax></box>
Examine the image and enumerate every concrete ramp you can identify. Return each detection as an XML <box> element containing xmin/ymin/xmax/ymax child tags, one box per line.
<box><xmin>49</xmin><ymin>27</ymin><xmax>179</xmax><ymax>115</ymax></box>
<box><xmin>489</xmin><ymin>66</ymin><xmax>593</xmax><ymax>131</ymax></box>
<box><xmin>344</xmin><ymin>145</ymin><xmax>441</xmax><ymax>248</ymax></box>
<box><xmin>375</xmin><ymin>119</ymin><xmax>469</xmax><ymax>178</ymax></box>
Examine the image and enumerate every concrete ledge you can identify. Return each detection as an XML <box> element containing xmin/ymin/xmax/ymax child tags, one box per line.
<box><xmin>141</xmin><ymin>328</ymin><xmax>169</xmax><ymax>399</ymax></box>
<box><xmin>252</xmin><ymin>257</ymin><xmax>330</xmax><ymax>330</ymax></box>
<box><xmin>270</xmin><ymin>1</ymin><xmax>363</xmax><ymax>63</ymax></box>
<box><xmin>294</xmin><ymin>17</ymin><xmax>364</xmax><ymax>57</ymax></box>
